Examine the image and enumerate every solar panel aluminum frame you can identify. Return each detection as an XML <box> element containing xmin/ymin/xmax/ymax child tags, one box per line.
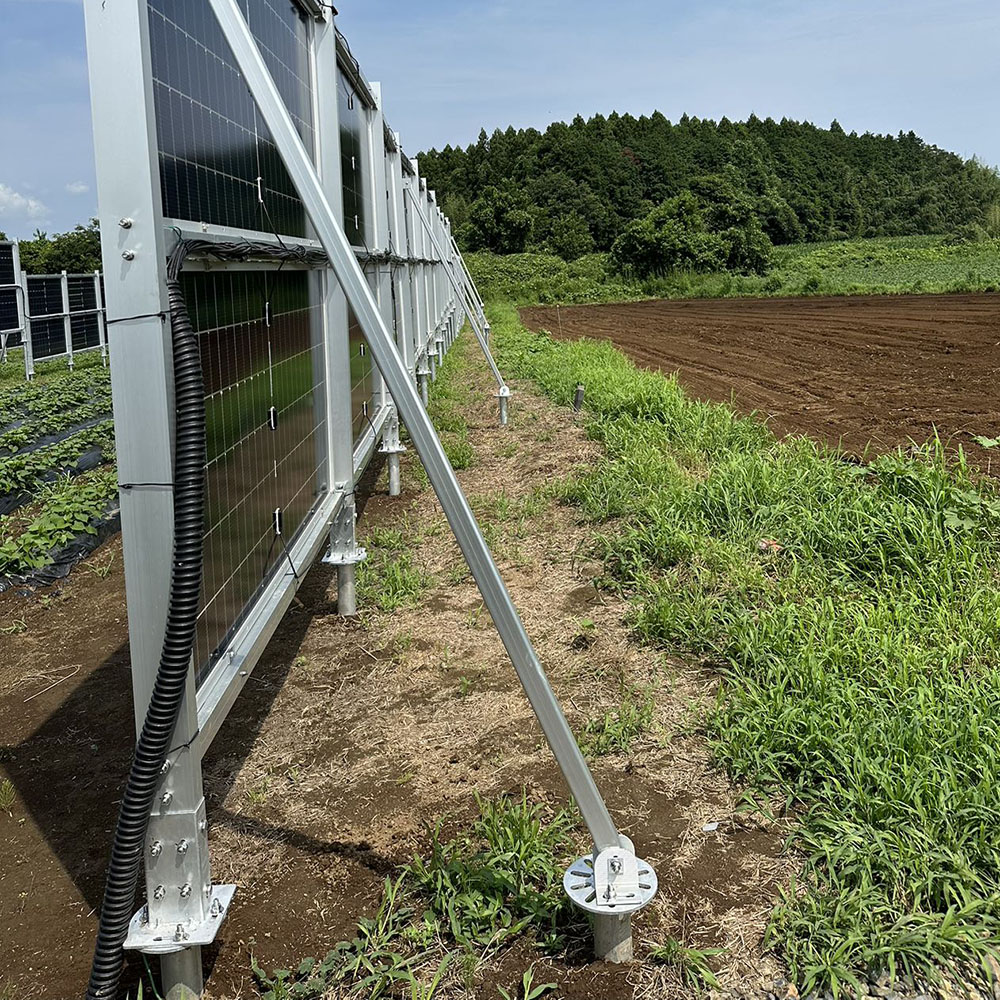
<box><xmin>385</xmin><ymin>130</ymin><xmax>416</xmax><ymax>374</ymax></box>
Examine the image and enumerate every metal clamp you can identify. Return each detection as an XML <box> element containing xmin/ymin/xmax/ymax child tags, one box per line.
<box><xmin>563</xmin><ymin>836</ymin><xmax>657</xmax><ymax>916</ymax></box>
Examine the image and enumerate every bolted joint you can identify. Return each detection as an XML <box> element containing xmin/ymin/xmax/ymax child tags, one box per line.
<box><xmin>322</xmin><ymin>496</ymin><xmax>366</xmax><ymax>568</ymax></box>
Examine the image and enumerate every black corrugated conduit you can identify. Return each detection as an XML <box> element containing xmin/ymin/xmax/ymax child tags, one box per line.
<box><xmin>85</xmin><ymin>257</ymin><xmax>206</xmax><ymax>1000</ymax></box>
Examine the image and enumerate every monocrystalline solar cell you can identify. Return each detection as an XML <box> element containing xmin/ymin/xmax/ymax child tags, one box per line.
<box><xmin>183</xmin><ymin>269</ymin><xmax>327</xmax><ymax>679</ymax></box>
<box><xmin>147</xmin><ymin>0</ymin><xmax>315</xmax><ymax>237</ymax></box>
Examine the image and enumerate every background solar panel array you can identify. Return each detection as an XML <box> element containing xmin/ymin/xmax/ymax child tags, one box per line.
<box><xmin>22</xmin><ymin>274</ymin><xmax>103</xmax><ymax>363</ymax></box>
<box><xmin>0</xmin><ymin>243</ymin><xmax>21</xmax><ymax>347</ymax></box>
<box><xmin>148</xmin><ymin>0</ymin><xmax>315</xmax><ymax>238</ymax></box>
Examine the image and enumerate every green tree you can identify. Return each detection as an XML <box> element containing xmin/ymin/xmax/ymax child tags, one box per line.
<box><xmin>18</xmin><ymin>221</ymin><xmax>102</xmax><ymax>274</ymax></box>
<box><xmin>548</xmin><ymin>212</ymin><xmax>595</xmax><ymax>260</ymax></box>
<box><xmin>460</xmin><ymin>184</ymin><xmax>533</xmax><ymax>254</ymax></box>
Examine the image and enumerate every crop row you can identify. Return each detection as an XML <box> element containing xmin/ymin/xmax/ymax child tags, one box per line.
<box><xmin>0</xmin><ymin>420</ymin><xmax>115</xmax><ymax>496</ymax></box>
<box><xmin>0</xmin><ymin>467</ymin><xmax>118</xmax><ymax>578</ymax></box>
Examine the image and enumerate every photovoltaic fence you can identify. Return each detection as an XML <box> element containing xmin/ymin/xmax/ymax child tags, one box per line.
<box><xmin>85</xmin><ymin>1</ymin><xmax>476</xmax><ymax>969</ymax></box>
<box><xmin>22</xmin><ymin>272</ymin><xmax>106</xmax><ymax>376</ymax></box>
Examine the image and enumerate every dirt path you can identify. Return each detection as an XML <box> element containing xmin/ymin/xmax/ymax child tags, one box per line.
<box><xmin>0</xmin><ymin>333</ymin><xmax>791</xmax><ymax>998</ymax></box>
<box><xmin>521</xmin><ymin>294</ymin><xmax>1000</xmax><ymax>469</ymax></box>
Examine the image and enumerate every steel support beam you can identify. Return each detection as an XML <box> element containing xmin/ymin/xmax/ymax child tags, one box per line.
<box><xmin>208</xmin><ymin>0</ymin><xmax>622</xmax><ymax>854</ymax></box>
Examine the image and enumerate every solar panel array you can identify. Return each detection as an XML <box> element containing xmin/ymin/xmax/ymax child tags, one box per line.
<box><xmin>126</xmin><ymin>0</ymin><xmax>462</xmax><ymax>681</ymax></box>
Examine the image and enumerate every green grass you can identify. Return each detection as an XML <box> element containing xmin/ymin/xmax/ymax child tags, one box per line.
<box><xmin>578</xmin><ymin>686</ymin><xmax>654</xmax><ymax>757</ymax></box>
<box><xmin>357</xmin><ymin>546</ymin><xmax>428</xmax><ymax>612</ymax></box>
<box><xmin>489</xmin><ymin>302</ymin><xmax>1000</xmax><ymax>993</ymax></box>
<box><xmin>427</xmin><ymin>336</ymin><xmax>477</xmax><ymax>471</ymax></box>
<box><xmin>252</xmin><ymin>794</ymin><xmax>579</xmax><ymax>1000</ymax></box>
<box><xmin>467</xmin><ymin>234</ymin><xmax>1000</xmax><ymax>307</ymax></box>
<box><xmin>648</xmin><ymin>937</ymin><xmax>724</xmax><ymax>992</ymax></box>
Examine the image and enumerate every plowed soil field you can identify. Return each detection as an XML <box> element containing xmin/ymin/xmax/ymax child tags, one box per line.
<box><xmin>521</xmin><ymin>294</ymin><xmax>1000</xmax><ymax>468</ymax></box>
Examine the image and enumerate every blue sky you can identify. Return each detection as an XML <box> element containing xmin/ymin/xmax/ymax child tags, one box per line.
<box><xmin>1</xmin><ymin>0</ymin><xmax>997</xmax><ymax>239</ymax></box>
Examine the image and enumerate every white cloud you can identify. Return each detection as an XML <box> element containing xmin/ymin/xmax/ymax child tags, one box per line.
<box><xmin>65</xmin><ymin>180</ymin><xmax>89</xmax><ymax>195</ymax></box>
<box><xmin>0</xmin><ymin>182</ymin><xmax>49</xmax><ymax>221</ymax></box>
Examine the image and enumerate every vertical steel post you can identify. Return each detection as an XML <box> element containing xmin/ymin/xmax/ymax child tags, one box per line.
<box><xmin>60</xmin><ymin>270</ymin><xmax>74</xmax><ymax>370</ymax></box>
<box><xmin>386</xmin><ymin>133</ymin><xmax>413</xmax><ymax>373</ymax></box>
<box><xmin>11</xmin><ymin>243</ymin><xmax>25</xmax><ymax>365</ymax></box>
<box><xmin>363</xmin><ymin>82</ymin><xmax>391</xmax><ymax>416</ymax></box>
<box><xmin>367</xmin><ymin>83</ymin><xmax>404</xmax><ymax>497</ymax></box>
<box><xmin>84</xmin><ymin>1</ymin><xmax>213</xmax><ymax>994</ymax></box>
<box><xmin>314</xmin><ymin>11</ymin><xmax>364</xmax><ymax>616</ymax></box>
<box><xmin>21</xmin><ymin>269</ymin><xmax>33</xmax><ymax>379</ymax></box>
<box><xmin>401</xmin><ymin>164</ymin><xmax>422</xmax><ymax>384</ymax></box>
<box><xmin>94</xmin><ymin>270</ymin><xmax>108</xmax><ymax>366</ymax></box>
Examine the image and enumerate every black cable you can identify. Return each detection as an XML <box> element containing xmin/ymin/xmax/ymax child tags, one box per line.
<box><xmin>85</xmin><ymin>264</ymin><xmax>207</xmax><ymax>1000</ymax></box>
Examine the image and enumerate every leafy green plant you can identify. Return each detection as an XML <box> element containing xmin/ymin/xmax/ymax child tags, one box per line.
<box><xmin>0</xmin><ymin>779</ymin><xmax>16</xmax><ymax>813</ymax></box>
<box><xmin>253</xmin><ymin>876</ymin><xmax>426</xmax><ymax>1000</ymax></box>
<box><xmin>358</xmin><ymin>549</ymin><xmax>428</xmax><ymax>611</ymax></box>
<box><xmin>405</xmin><ymin>794</ymin><xmax>578</xmax><ymax>951</ymax></box>
<box><xmin>497</xmin><ymin>964</ymin><xmax>557</xmax><ymax>1000</ymax></box>
<box><xmin>579</xmin><ymin>686</ymin><xmax>654</xmax><ymax>757</ymax></box>
<box><xmin>0</xmin><ymin>467</ymin><xmax>117</xmax><ymax>577</ymax></box>
<box><xmin>648</xmin><ymin>937</ymin><xmax>724</xmax><ymax>991</ymax></box>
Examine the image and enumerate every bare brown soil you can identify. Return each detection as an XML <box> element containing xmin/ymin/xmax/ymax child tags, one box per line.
<box><xmin>521</xmin><ymin>294</ymin><xmax>1000</xmax><ymax>469</ymax></box>
<box><xmin>0</xmin><ymin>334</ymin><xmax>792</xmax><ymax>999</ymax></box>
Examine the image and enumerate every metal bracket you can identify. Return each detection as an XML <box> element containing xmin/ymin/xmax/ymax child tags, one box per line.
<box><xmin>125</xmin><ymin>884</ymin><xmax>236</xmax><ymax>955</ymax></box>
<box><xmin>564</xmin><ymin>836</ymin><xmax>657</xmax><ymax>916</ymax></box>
<box><xmin>322</xmin><ymin>494</ymin><xmax>366</xmax><ymax>567</ymax></box>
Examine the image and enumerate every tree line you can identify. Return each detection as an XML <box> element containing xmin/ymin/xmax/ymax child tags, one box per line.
<box><xmin>419</xmin><ymin>113</ymin><xmax>1000</xmax><ymax>272</ymax></box>
<box><xmin>0</xmin><ymin>222</ymin><xmax>102</xmax><ymax>275</ymax></box>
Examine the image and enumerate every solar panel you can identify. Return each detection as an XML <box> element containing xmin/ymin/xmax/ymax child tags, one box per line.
<box><xmin>148</xmin><ymin>0</ymin><xmax>315</xmax><ymax>237</ymax></box>
<box><xmin>182</xmin><ymin>268</ymin><xmax>327</xmax><ymax>678</ymax></box>
<box><xmin>0</xmin><ymin>243</ymin><xmax>16</xmax><ymax>286</ymax></box>
<box><xmin>0</xmin><ymin>290</ymin><xmax>19</xmax><ymax>338</ymax></box>
<box><xmin>339</xmin><ymin>71</ymin><xmax>368</xmax><ymax>246</ymax></box>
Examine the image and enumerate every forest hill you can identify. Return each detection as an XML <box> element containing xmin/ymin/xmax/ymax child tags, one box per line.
<box><xmin>419</xmin><ymin>113</ymin><xmax>1000</xmax><ymax>261</ymax></box>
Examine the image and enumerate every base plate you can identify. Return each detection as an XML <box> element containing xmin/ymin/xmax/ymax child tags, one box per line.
<box><xmin>564</xmin><ymin>851</ymin><xmax>657</xmax><ymax>916</ymax></box>
<box><xmin>124</xmin><ymin>884</ymin><xmax>236</xmax><ymax>955</ymax></box>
